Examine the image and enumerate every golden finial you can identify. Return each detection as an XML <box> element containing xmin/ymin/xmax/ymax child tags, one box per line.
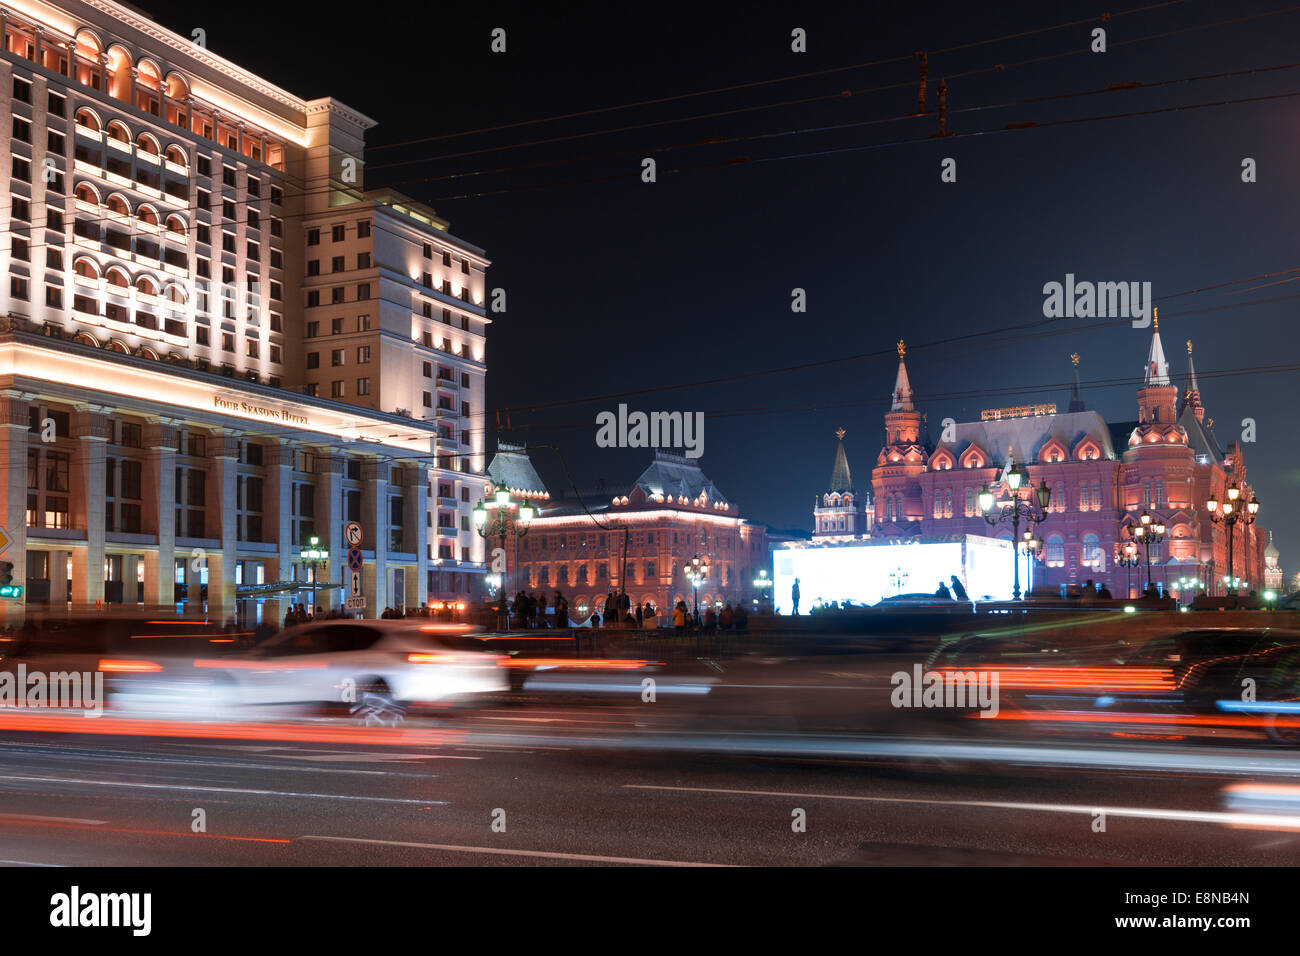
<box><xmin>897</xmin><ymin>339</ymin><xmax>906</xmax><ymax>359</ymax></box>
<box><xmin>1070</xmin><ymin>352</ymin><xmax>1080</xmax><ymax>367</ymax></box>
<box><xmin>1153</xmin><ymin>307</ymin><xmax>1159</xmax><ymax>331</ymax></box>
<box><xmin>1206</xmin><ymin>417</ymin><xmax>1214</xmax><ymax>429</ymax></box>
<box><xmin>835</xmin><ymin>427</ymin><xmax>846</xmax><ymax>441</ymax></box>
<box><xmin>1187</xmin><ymin>339</ymin><xmax>1193</xmax><ymax>355</ymax></box>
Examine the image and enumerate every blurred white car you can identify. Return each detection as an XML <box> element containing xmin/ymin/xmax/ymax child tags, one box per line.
<box><xmin>194</xmin><ymin>620</ymin><xmax>506</xmax><ymax>724</ymax></box>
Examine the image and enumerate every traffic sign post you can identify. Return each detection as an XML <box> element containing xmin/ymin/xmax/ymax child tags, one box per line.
<box><xmin>344</xmin><ymin>522</ymin><xmax>363</xmax><ymax>548</ymax></box>
<box><xmin>347</xmin><ymin>548</ymin><xmax>363</xmax><ymax>572</ymax></box>
<box><xmin>345</xmin><ymin>596</ymin><xmax>366</xmax><ymax>611</ymax></box>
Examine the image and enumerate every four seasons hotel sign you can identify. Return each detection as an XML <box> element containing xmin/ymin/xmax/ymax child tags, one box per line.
<box><xmin>213</xmin><ymin>395</ymin><xmax>309</xmax><ymax>426</ymax></box>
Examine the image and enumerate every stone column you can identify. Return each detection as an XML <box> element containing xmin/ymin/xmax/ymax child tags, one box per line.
<box><xmin>71</xmin><ymin>405</ymin><xmax>110</xmax><ymax>607</ymax></box>
<box><xmin>142</xmin><ymin>418</ymin><xmax>178</xmax><ymax>608</ymax></box>
<box><xmin>361</xmin><ymin>458</ymin><xmax>390</xmax><ymax>617</ymax></box>
<box><xmin>407</xmin><ymin>465</ymin><xmax>429</xmax><ymax>607</ymax></box>
<box><xmin>48</xmin><ymin>549</ymin><xmax>70</xmax><ymax>606</ymax></box>
<box><xmin>0</xmin><ymin>392</ymin><xmax>29</xmax><ymax>625</ymax></box>
<box><xmin>263</xmin><ymin>439</ymin><xmax>295</xmax><ymax>623</ymax></box>
<box><xmin>207</xmin><ymin>430</ymin><xmax>239</xmax><ymax>623</ymax></box>
<box><xmin>314</xmin><ymin>448</ymin><xmax>344</xmax><ymax>614</ymax></box>
<box><xmin>122</xmin><ymin>553</ymin><xmax>140</xmax><ymax>605</ymax></box>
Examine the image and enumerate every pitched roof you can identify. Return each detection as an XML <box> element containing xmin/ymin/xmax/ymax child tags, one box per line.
<box><xmin>829</xmin><ymin>437</ymin><xmax>853</xmax><ymax>493</ymax></box>
<box><xmin>632</xmin><ymin>451</ymin><xmax>726</xmax><ymax>502</ymax></box>
<box><xmin>891</xmin><ymin>357</ymin><xmax>915</xmax><ymax>411</ymax></box>
<box><xmin>1145</xmin><ymin>329</ymin><xmax>1170</xmax><ymax>385</ymax></box>
<box><xmin>1179</xmin><ymin>405</ymin><xmax>1222</xmax><ymax>461</ymax></box>
<box><xmin>486</xmin><ymin>442</ymin><xmax>549</xmax><ymax>497</ymax></box>
<box><xmin>935</xmin><ymin>410</ymin><xmax>1118</xmax><ymax>464</ymax></box>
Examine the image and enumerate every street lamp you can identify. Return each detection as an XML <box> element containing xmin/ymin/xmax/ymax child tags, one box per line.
<box><xmin>1206</xmin><ymin>481</ymin><xmax>1260</xmax><ymax>596</ymax></box>
<box><xmin>685</xmin><ymin>554</ymin><xmax>709</xmax><ymax>619</ymax></box>
<box><xmin>1115</xmin><ymin>537</ymin><xmax>1141</xmax><ymax>599</ymax></box>
<box><xmin>474</xmin><ymin>481</ymin><xmax>534</xmax><ymax>630</ymax></box>
<box><xmin>299</xmin><ymin>535</ymin><xmax>329</xmax><ymax>618</ymax></box>
<box><xmin>1019</xmin><ymin>530</ymin><xmax>1043</xmax><ymax>596</ymax></box>
<box><xmin>1124</xmin><ymin>510</ymin><xmax>1166</xmax><ymax>595</ymax></box>
<box><xmin>751</xmin><ymin>568</ymin><xmax>772</xmax><ymax>610</ymax></box>
<box><xmin>980</xmin><ymin>457</ymin><xmax>1050</xmax><ymax>601</ymax></box>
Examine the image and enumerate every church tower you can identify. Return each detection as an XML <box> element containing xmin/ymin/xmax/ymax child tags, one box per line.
<box><xmin>814</xmin><ymin>428</ymin><xmax>870</xmax><ymax>540</ymax></box>
<box><xmin>872</xmin><ymin>340</ymin><xmax>929</xmax><ymax>532</ymax></box>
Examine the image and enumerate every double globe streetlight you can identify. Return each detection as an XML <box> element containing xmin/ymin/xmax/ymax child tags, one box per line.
<box><xmin>685</xmin><ymin>554</ymin><xmax>709</xmax><ymax>619</ymax></box>
<box><xmin>978</xmin><ymin>457</ymin><xmax>1051</xmax><ymax>601</ymax></box>
<box><xmin>299</xmin><ymin>535</ymin><xmax>329</xmax><ymax>617</ymax></box>
<box><xmin>1123</xmin><ymin>510</ymin><xmax>1166</xmax><ymax>596</ymax></box>
<box><xmin>473</xmin><ymin>482</ymin><xmax>535</xmax><ymax>630</ymax></box>
<box><xmin>1206</xmin><ymin>480</ymin><xmax>1260</xmax><ymax>596</ymax></box>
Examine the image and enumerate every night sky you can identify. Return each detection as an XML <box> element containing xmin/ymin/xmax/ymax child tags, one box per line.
<box><xmin>163</xmin><ymin>0</ymin><xmax>1300</xmax><ymax>566</ymax></box>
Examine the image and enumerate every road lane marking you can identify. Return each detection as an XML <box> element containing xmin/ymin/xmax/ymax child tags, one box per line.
<box><xmin>0</xmin><ymin>774</ymin><xmax>446</xmax><ymax>804</ymax></box>
<box><xmin>0</xmin><ymin>813</ymin><xmax>106</xmax><ymax>825</ymax></box>
<box><xmin>624</xmin><ymin>785</ymin><xmax>1300</xmax><ymax>830</ymax></box>
<box><xmin>0</xmin><ymin>859</ymin><xmax>62</xmax><ymax>867</ymax></box>
<box><xmin>298</xmin><ymin>835</ymin><xmax>732</xmax><ymax>866</ymax></box>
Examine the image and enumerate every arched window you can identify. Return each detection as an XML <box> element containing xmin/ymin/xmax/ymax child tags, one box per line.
<box><xmin>944</xmin><ymin>490</ymin><xmax>953</xmax><ymax>518</ymax></box>
<box><xmin>75</xmin><ymin>182</ymin><xmax>100</xmax><ymax>206</ymax></box>
<box><xmin>105</xmin><ymin>267</ymin><xmax>130</xmax><ymax>289</ymax></box>
<box><xmin>965</xmin><ymin>488</ymin><xmax>976</xmax><ymax>517</ymax></box>
<box><xmin>165</xmin><ymin>215</ymin><xmax>186</xmax><ymax>237</ymax></box>
<box><xmin>136</xmin><ymin>133</ymin><xmax>160</xmax><ymax>155</ymax></box>
<box><xmin>1046</xmin><ymin>535</ymin><xmax>1065</xmax><ymax>566</ymax></box>
<box><xmin>106</xmin><ymin>194</ymin><xmax>130</xmax><ymax>217</ymax></box>
<box><xmin>933</xmin><ymin>493</ymin><xmax>942</xmax><ymax>519</ymax></box>
<box><xmin>106</xmin><ymin>120</ymin><xmax>131</xmax><ymax>144</ymax></box>
<box><xmin>137</xmin><ymin>205</ymin><xmax>159</xmax><ymax>227</ymax></box>
<box><xmin>136</xmin><ymin>276</ymin><xmax>157</xmax><ymax>297</ymax></box>
<box><xmin>74</xmin><ymin>108</ymin><xmax>101</xmax><ymax>132</ymax></box>
<box><xmin>1082</xmin><ymin>533</ymin><xmax>1103</xmax><ymax>569</ymax></box>
<box><xmin>165</xmin><ymin>284</ymin><xmax>186</xmax><ymax>305</ymax></box>
<box><xmin>74</xmin><ymin>258</ymin><xmax>99</xmax><ymax>281</ymax></box>
<box><xmin>164</xmin><ymin>144</ymin><xmax>187</xmax><ymax>169</ymax></box>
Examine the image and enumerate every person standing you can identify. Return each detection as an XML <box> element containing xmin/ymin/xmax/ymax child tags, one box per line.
<box><xmin>792</xmin><ymin>578</ymin><xmax>801</xmax><ymax>616</ymax></box>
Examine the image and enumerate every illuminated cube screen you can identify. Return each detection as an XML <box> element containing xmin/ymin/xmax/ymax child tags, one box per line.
<box><xmin>771</xmin><ymin>535</ymin><xmax>1025</xmax><ymax>612</ymax></box>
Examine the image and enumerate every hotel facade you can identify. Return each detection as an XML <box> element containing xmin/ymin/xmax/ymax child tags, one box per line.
<box><xmin>0</xmin><ymin>0</ymin><xmax>491</xmax><ymax>622</ymax></box>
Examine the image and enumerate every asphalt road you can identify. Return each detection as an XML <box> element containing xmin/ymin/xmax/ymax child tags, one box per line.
<box><xmin>0</xmin><ymin>653</ymin><xmax>1298</xmax><ymax>866</ymax></box>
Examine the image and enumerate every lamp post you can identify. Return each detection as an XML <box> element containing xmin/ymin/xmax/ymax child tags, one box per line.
<box><xmin>1205</xmin><ymin>481</ymin><xmax>1260</xmax><ymax>596</ymax></box>
<box><xmin>685</xmin><ymin>554</ymin><xmax>709</xmax><ymax>619</ymax></box>
<box><xmin>1114</xmin><ymin>538</ymin><xmax>1141</xmax><ymax>599</ymax></box>
<box><xmin>1124</xmin><ymin>510</ymin><xmax>1166</xmax><ymax>596</ymax></box>
<box><xmin>299</xmin><ymin>535</ymin><xmax>329</xmax><ymax>618</ymax></box>
<box><xmin>979</xmin><ymin>457</ymin><xmax>1051</xmax><ymax>601</ymax></box>
<box><xmin>751</xmin><ymin>568</ymin><xmax>772</xmax><ymax>611</ymax></box>
<box><xmin>473</xmin><ymin>482</ymin><xmax>535</xmax><ymax>630</ymax></box>
<box><xmin>1019</xmin><ymin>529</ymin><xmax>1043</xmax><ymax>595</ymax></box>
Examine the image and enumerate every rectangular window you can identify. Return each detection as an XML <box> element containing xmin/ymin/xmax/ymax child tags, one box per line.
<box><xmin>331</xmin><ymin>224</ymin><xmax>345</xmax><ymax>242</ymax></box>
<box><xmin>307</xmin><ymin>228</ymin><xmax>320</xmax><ymax>246</ymax></box>
<box><xmin>356</xmin><ymin>346</ymin><xmax>370</xmax><ymax>363</ymax></box>
<box><xmin>331</xmin><ymin>380</ymin><xmax>344</xmax><ymax>398</ymax></box>
<box><xmin>356</xmin><ymin>377</ymin><xmax>371</xmax><ymax>396</ymax></box>
<box><xmin>330</xmin><ymin>349</ymin><xmax>344</xmax><ymax>367</ymax></box>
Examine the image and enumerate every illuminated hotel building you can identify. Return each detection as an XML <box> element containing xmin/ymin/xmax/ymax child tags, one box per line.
<box><xmin>487</xmin><ymin>446</ymin><xmax>769</xmax><ymax>620</ymax></box>
<box><xmin>0</xmin><ymin>0</ymin><xmax>490</xmax><ymax>621</ymax></box>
